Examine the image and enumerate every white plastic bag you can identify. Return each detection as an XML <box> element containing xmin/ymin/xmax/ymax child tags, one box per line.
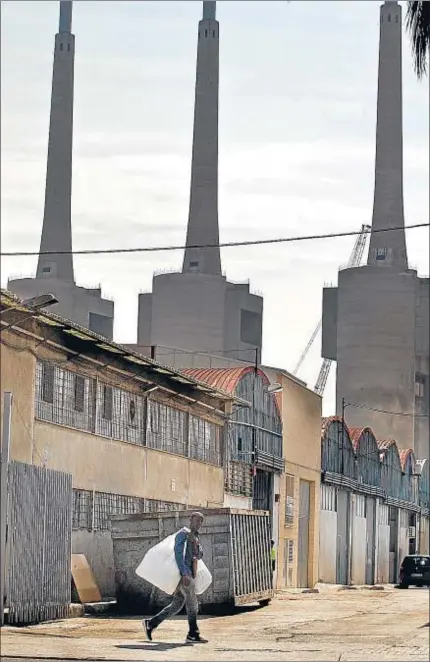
<box><xmin>135</xmin><ymin>530</ymin><xmax>212</xmax><ymax>596</ymax></box>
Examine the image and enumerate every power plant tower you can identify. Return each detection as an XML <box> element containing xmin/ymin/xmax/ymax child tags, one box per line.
<box><xmin>8</xmin><ymin>1</ymin><xmax>114</xmax><ymax>339</ymax></box>
<box><xmin>321</xmin><ymin>1</ymin><xmax>429</xmax><ymax>460</ymax></box>
<box><xmin>134</xmin><ymin>1</ymin><xmax>263</xmax><ymax>366</ymax></box>
<box><xmin>183</xmin><ymin>0</ymin><xmax>221</xmax><ymax>276</ymax></box>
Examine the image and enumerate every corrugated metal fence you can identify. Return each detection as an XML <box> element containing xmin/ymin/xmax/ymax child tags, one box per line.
<box><xmin>5</xmin><ymin>461</ymin><xmax>72</xmax><ymax>624</ymax></box>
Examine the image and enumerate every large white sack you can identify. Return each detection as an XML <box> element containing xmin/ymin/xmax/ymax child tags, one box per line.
<box><xmin>135</xmin><ymin>530</ymin><xmax>212</xmax><ymax>596</ymax></box>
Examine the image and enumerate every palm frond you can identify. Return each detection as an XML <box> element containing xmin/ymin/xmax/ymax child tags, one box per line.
<box><xmin>406</xmin><ymin>1</ymin><xmax>430</xmax><ymax>79</ymax></box>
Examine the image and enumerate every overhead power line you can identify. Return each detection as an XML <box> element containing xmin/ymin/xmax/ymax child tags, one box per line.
<box><xmin>1</xmin><ymin>222</ymin><xmax>428</xmax><ymax>257</ymax></box>
<box><xmin>346</xmin><ymin>401</ymin><xmax>429</xmax><ymax>418</ymax></box>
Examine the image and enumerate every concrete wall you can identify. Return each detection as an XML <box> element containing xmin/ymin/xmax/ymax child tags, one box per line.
<box><xmin>223</xmin><ymin>494</ymin><xmax>252</xmax><ymax>510</ymax></box>
<box><xmin>398</xmin><ymin>509</ymin><xmax>409</xmax><ymax>565</ymax></box>
<box><xmin>72</xmin><ymin>530</ymin><xmax>115</xmax><ymax>599</ymax></box>
<box><xmin>136</xmin><ymin>272</ymin><xmax>263</xmax><ymax>363</ymax></box>
<box><xmin>351</xmin><ymin>515</ymin><xmax>366</xmax><ymax>585</ymax></box>
<box><xmin>0</xmin><ymin>334</ymin><xmax>36</xmax><ymax>464</ymax></box>
<box><xmin>321</xmin><ymin>286</ymin><xmax>338</xmax><ymax>361</ymax></box>
<box><xmin>318</xmin><ymin>510</ymin><xmax>337</xmax><ymax>584</ymax></box>
<box><xmin>275</xmin><ymin>372</ymin><xmax>322</xmax><ymax>588</ymax></box>
<box><xmin>335</xmin><ymin>266</ymin><xmax>417</xmax><ymax>450</ymax></box>
<box><xmin>33</xmin><ymin>420</ymin><xmax>224</xmax><ymax>507</ymax></box>
<box><xmin>414</xmin><ymin>277</ymin><xmax>429</xmax><ymax>461</ymax></box>
<box><xmin>419</xmin><ymin>516</ymin><xmax>429</xmax><ymax>555</ymax></box>
<box><xmin>377</xmin><ymin>524</ymin><xmax>390</xmax><ymax>584</ymax></box>
<box><xmin>8</xmin><ymin>277</ymin><xmax>114</xmax><ymax>339</ymax></box>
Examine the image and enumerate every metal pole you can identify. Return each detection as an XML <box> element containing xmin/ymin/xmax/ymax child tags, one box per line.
<box><xmin>0</xmin><ymin>392</ymin><xmax>13</xmax><ymax>626</ymax></box>
<box><xmin>251</xmin><ymin>348</ymin><xmax>258</xmax><ymax>507</ymax></box>
<box><xmin>341</xmin><ymin>397</ymin><xmax>346</xmax><ymax>475</ymax></box>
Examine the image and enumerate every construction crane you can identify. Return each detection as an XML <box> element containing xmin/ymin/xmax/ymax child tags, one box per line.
<box><xmin>293</xmin><ymin>224</ymin><xmax>371</xmax><ymax>396</ymax></box>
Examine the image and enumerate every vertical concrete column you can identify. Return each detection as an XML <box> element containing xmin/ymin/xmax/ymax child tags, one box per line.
<box><xmin>182</xmin><ymin>1</ymin><xmax>221</xmax><ymax>276</ymax></box>
<box><xmin>37</xmin><ymin>1</ymin><xmax>75</xmax><ymax>282</ymax></box>
<box><xmin>368</xmin><ymin>1</ymin><xmax>408</xmax><ymax>269</ymax></box>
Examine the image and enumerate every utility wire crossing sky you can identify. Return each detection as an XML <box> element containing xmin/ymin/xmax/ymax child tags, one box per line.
<box><xmin>2</xmin><ymin>223</ymin><xmax>428</xmax><ymax>258</ymax></box>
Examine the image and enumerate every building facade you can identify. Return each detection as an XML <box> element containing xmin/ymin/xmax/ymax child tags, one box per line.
<box><xmin>182</xmin><ymin>367</ymin><xmax>284</xmax><ymax>532</ymax></box>
<box><xmin>1</xmin><ymin>290</ymin><xmax>237</xmax><ymax>597</ymax></box>
<box><xmin>263</xmin><ymin>367</ymin><xmax>322</xmax><ymax>589</ymax></box>
<box><xmin>319</xmin><ymin>417</ymin><xmax>429</xmax><ymax>586</ymax></box>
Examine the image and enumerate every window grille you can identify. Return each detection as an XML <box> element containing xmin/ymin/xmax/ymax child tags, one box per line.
<box><xmin>225</xmin><ymin>461</ymin><xmax>252</xmax><ymax>497</ymax></box>
<box><xmin>36</xmin><ymin>361</ymin><xmax>93</xmax><ymax>432</ymax></box>
<box><xmin>355</xmin><ymin>494</ymin><xmax>366</xmax><ymax>518</ymax></box>
<box><xmin>72</xmin><ymin>489</ymin><xmax>93</xmax><ymax>530</ymax></box>
<box><xmin>35</xmin><ymin>360</ymin><xmax>224</xmax><ymax>465</ymax></box>
<box><xmin>93</xmin><ymin>491</ymin><xmax>145</xmax><ymax>530</ymax></box>
<box><xmin>95</xmin><ymin>381</ymin><xmax>145</xmax><ymax>445</ymax></box>
<box><xmin>321</xmin><ymin>483</ymin><xmax>337</xmax><ymax>512</ymax></box>
<box><xmin>285</xmin><ymin>474</ymin><xmax>295</xmax><ymax>526</ymax></box>
<box><xmin>189</xmin><ymin>416</ymin><xmax>221</xmax><ymax>466</ymax></box>
<box><xmin>72</xmin><ymin>489</ymin><xmax>185</xmax><ymax>531</ymax></box>
<box><xmin>378</xmin><ymin>503</ymin><xmax>389</xmax><ymax>526</ymax></box>
<box><xmin>146</xmin><ymin>400</ymin><xmax>187</xmax><ymax>457</ymax></box>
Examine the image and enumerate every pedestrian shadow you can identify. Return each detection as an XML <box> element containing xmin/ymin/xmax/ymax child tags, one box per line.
<box><xmin>116</xmin><ymin>643</ymin><xmax>188</xmax><ymax>651</ymax></box>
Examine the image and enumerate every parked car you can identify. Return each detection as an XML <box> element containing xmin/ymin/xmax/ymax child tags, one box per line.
<box><xmin>398</xmin><ymin>555</ymin><xmax>430</xmax><ymax>588</ymax></box>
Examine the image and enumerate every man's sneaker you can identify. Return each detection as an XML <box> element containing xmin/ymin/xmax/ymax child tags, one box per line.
<box><xmin>186</xmin><ymin>633</ymin><xmax>208</xmax><ymax>644</ymax></box>
<box><xmin>143</xmin><ymin>619</ymin><xmax>153</xmax><ymax>642</ymax></box>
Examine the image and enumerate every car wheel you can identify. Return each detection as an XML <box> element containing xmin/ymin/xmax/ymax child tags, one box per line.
<box><xmin>398</xmin><ymin>582</ymin><xmax>409</xmax><ymax>589</ymax></box>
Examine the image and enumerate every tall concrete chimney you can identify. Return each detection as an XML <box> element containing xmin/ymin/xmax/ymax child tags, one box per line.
<box><xmin>182</xmin><ymin>1</ymin><xmax>221</xmax><ymax>276</ymax></box>
<box><xmin>36</xmin><ymin>1</ymin><xmax>75</xmax><ymax>283</ymax></box>
<box><xmin>367</xmin><ymin>0</ymin><xmax>408</xmax><ymax>269</ymax></box>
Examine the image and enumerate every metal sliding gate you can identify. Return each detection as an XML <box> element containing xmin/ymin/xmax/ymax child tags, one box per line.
<box><xmin>5</xmin><ymin>461</ymin><xmax>72</xmax><ymax>624</ymax></box>
<box><xmin>230</xmin><ymin>511</ymin><xmax>273</xmax><ymax>605</ymax></box>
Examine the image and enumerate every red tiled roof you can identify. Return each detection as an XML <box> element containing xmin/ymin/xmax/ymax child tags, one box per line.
<box><xmin>321</xmin><ymin>416</ymin><xmax>342</xmax><ymax>434</ymax></box>
<box><xmin>181</xmin><ymin>366</ymin><xmax>270</xmax><ymax>395</ymax></box>
<box><xmin>377</xmin><ymin>439</ymin><xmax>397</xmax><ymax>451</ymax></box>
<box><xmin>398</xmin><ymin>448</ymin><xmax>415</xmax><ymax>471</ymax></box>
<box><xmin>181</xmin><ymin>366</ymin><xmax>282</xmax><ymax>418</ymax></box>
<box><xmin>348</xmin><ymin>426</ymin><xmax>374</xmax><ymax>450</ymax></box>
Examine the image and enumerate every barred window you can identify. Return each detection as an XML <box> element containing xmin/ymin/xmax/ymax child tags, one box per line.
<box><xmin>93</xmin><ymin>492</ymin><xmax>145</xmax><ymax>530</ymax></box>
<box><xmin>225</xmin><ymin>460</ymin><xmax>252</xmax><ymax>497</ymax></box>
<box><xmin>379</xmin><ymin>503</ymin><xmax>389</xmax><ymax>526</ymax></box>
<box><xmin>189</xmin><ymin>416</ymin><xmax>221</xmax><ymax>466</ymax></box>
<box><xmin>95</xmin><ymin>382</ymin><xmax>145</xmax><ymax>445</ymax></box>
<box><xmin>72</xmin><ymin>489</ymin><xmax>185</xmax><ymax>531</ymax></box>
<box><xmin>72</xmin><ymin>489</ymin><xmax>93</xmax><ymax>530</ymax></box>
<box><xmin>35</xmin><ymin>361</ymin><xmax>93</xmax><ymax>432</ymax></box>
<box><xmin>102</xmin><ymin>385</ymin><xmax>113</xmax><ymax>421</ymax></box>
<box><xmin>146</xmin><ymin>401</ymin><xmax>187</xmax><ymax>456</ymax></box>
<box><xmin>285</xmin><ymin>474</ymin><xmax>295</xmax><ymax>526</ymax></box>
<box><xmin>145</xmin><ymin>499</ymin><xmax>184</xmax><ymax>513</ymax></box>
<box><xmin>74</xmin><ymin>375</ymin><xmax>85</xmax><ymax>413</ymax></box>
<box><xmin>355</xmin><ymin>494</ymin><xmax>366</xmax><ymax>518</ymax></box>
<box><xmin>42</xmin><ymin>363</ymin><xmax>55</xmax><ymax>404</ymax></box>
<box><xmin>321</xmin><ymin>483</ymin><xmax>337</xmax><ymax>512</ymax></box>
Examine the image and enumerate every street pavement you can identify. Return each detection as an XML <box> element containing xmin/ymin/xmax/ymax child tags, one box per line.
<box><xmin>1</xmin><ymin>586</ymin><xmax>429</xmax><ymax>661</ymax></box>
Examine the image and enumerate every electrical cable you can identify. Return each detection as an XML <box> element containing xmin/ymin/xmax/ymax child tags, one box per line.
<box><xmin>1</xmin><ymin>222</ymin><xmax>428</xmax><ymax>257</ymax></box>
<box><xmin>346</xmin><ymin>401</ymin><xmax>429</xmax><ymax>418</ymax></box>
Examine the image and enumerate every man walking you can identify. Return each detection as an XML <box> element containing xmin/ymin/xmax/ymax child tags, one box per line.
<box><xmin>143</xmin><ymin>512</ymin><xmax>208</xmax><ymax>644</ymax></box>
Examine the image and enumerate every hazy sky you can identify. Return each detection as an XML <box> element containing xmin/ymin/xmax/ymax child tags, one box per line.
<box><xmin>1</xmin><ymin>1</ymin><xmax>429</xmax><ymax>414</ymax></box>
